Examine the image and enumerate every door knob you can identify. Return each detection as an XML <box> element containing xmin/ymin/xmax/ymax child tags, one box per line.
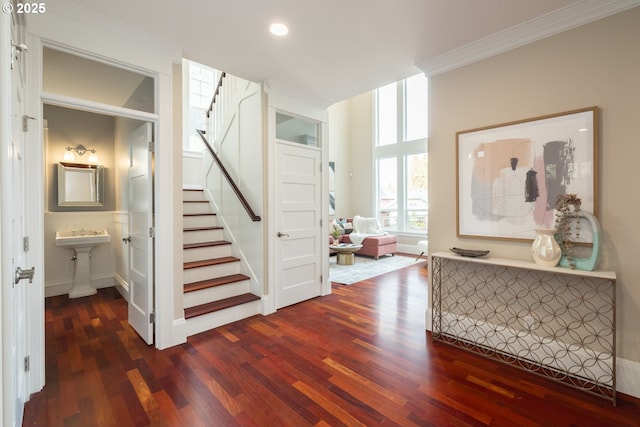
<box><xmin>277</xmin><ymin>232</ymin><xmax>289</xmax><ymax>238</ymax></box>
<box><xmin>122</xmin><ymin>236</ymin><xmax>131</xmax><ymax>243</ymax></box>
<box><xmin>15</xmin><ymin>266</ymin><xmax>35</xmax><ymax>285</ymax></box>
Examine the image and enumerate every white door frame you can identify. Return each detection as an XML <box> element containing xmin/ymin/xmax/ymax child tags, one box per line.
<box><xmin>21</xmin><ymin>39</ymin><xmax>161</xmax><ymax>402</ymax></box>
<box><xmin>24</xmin><ymin>32</ymin><xmax>45</xmax><ymax>400</ymax></box>
<box><xmin>1</xmin><ymin>9</ymin><xmax>31</xmax><ymax>426</ymax></box>
<box><xmin>265</xmin><ymin>92</ymin><xmax>330</xmax><ymax>315</ymax></box>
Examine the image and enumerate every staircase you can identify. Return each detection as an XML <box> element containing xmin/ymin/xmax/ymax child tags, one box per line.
<box><xmin>182</xmin><ymin>188</ymin><xmax>261</xmax><ymax>337</ymax></box>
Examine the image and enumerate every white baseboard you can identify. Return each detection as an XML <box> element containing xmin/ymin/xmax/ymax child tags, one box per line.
<box><xmin>397</xmin><ymin>243</ymin><xmax>421</xmax><ymax>255</ymax></box>
<box><xmin>45</xmin><ymin>275</ymin><xmax>116</xmax><ymax>297</ymax></box>
<box><xmin>261</xmin><ymin>295</ymin><xmax>275</xmax><ymax>315</ymax></box>
<box><xmin>113</xmin><ymin>273</ymin><xmax>129</xmax><ymax>302</ymax></box>
<box><xmin>170</xmin><ymin>317</ymin><xmax>187</xmax><ymax>348</ymax></box>
<box><xmin>618</xmin><ymin>357</ymin><xmax>640</xmax><ymax>399</ymax></box>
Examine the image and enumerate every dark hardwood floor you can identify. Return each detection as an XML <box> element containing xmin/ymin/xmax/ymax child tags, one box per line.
<box><xmin>23</xmin><ymin>257</ymin><xmax>640</xmax><ymax>426</ymax></box>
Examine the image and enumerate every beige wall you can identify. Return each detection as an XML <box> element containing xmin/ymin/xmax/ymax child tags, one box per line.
<box><xmin>44</xmin><ymin>104</ymin><xmax>116</xmax><ymax>212</ymax></box>
<box><xmin>328</xmin><ymin>92</ymin><xmax>374</xmax><ymax>220</ymax></box>
<box><xmin>347</xmin><ymin>92</ymin><xmax>375</xmax><ymax>218</ymax></box>
<box><xmin>428</xmin><ymin>7</ymin><xmax>640</xmax><ymax>362</ymax></box>
<box><xmin>328</xmin><ymin>99</ymin><xmax>352</xmax><ymax>218</ymax></box>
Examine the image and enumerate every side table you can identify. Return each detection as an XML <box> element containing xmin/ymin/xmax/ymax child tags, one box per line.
<box><xmin>329</xmin><ymin>243</ymin><xmax>363</xmax><ymax>265</ymax></box>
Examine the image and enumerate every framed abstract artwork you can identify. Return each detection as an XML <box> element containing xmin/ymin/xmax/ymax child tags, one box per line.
<box><xmin>456</xmin><ymin>107</ymin><xmax>598</xmax><ymax>242</ymax></box>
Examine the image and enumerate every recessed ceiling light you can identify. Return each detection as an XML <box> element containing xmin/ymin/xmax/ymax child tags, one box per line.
<box><xmin>270</xmin><ymin>23</ymin><xmax>289</xmax><ymax>37</ymax></box>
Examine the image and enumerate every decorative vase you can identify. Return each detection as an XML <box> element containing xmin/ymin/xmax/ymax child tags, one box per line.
<box><xmin>557</xmin><ymin>211</ymin><xmax>601</xmax><ymax>271</ymax></box>
<box><xmin>531</xmin><ymin>228</ymin><xmax>561</xmax><ymax>267</ymax></box>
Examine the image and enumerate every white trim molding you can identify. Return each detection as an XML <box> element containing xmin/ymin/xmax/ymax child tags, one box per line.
<box><xmin>418</xmin><ymin>0</ymin><xmax>640</xmax><ymax>77</ymax></box>
<box><xmin>617</xmin><ymin>358</ymin><xmax>640</xmax><ymax>399</ymax></box>
<box><xmin>33</xmin><ymin>0</ymin><xmax>181</xmax><ymax>70</ymax></box>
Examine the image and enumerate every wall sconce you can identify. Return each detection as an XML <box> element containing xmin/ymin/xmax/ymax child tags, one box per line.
<box><xmin>63</xmin><ymin>144</ymin><xmax>99</xmax><ymax>164</ymax></box>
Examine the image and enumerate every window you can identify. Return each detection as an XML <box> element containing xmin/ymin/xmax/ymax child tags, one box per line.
<box><xmin>375</xmin><ymin>73</ymin><xmax>428</xmax><ymax>234</ymax></box>
<box><xmin>184</xmin><ymin>60</ymin><xmax>216</xmax><ymax>153</ymax></box>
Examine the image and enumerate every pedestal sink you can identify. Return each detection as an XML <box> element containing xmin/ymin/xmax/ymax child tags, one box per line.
<box><xmin>55</xmin><ymin>229</ymin><xmax>111</xmax><ymax>298</ymax></box>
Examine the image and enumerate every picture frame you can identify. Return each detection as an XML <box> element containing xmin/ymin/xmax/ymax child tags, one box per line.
<box><xmin>456</xmin><ymin>107</ymin><xmax>598</xmax><ymax>242</ymax></box>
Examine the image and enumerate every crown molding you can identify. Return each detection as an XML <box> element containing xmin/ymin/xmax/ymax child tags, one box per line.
<box><xmin>418</xmin><ymin>0</ymin><xmax>640</xmax><ymax>77</ymax></box>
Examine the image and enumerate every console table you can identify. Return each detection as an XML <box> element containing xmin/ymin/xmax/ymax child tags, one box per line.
<box><xmin>430</xmin><ymin>251</ymin><xmax>616</xmax><ymax>403</ymax></box>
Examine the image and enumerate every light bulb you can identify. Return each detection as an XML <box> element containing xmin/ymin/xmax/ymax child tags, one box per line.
<box><xmin>269</xmin><ymin>23</ymin><xmax>289</xmax><ymax>37</ymax></box>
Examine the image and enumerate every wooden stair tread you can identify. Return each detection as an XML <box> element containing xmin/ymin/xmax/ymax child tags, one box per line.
<box><xmin>183</xmin><ymin>213</ymin><xmax>216</xmax><ymax>217</ymax></box>
<box><xmin>184</xmin><ymin>273</ymin><xmax>250</xmax><ymax>293</ymax></box>
<box><xmin>184</xmin><ymin>293</ymin><xmax>260</xmax><ymax>319</ymax></box>
<box><xmin>184</xmin><ymin>240</ymin><xmax>231</xmax><ymax>250</ymax></box>
<box><xmin>183</xmin><ymin>189</ymin><xmax>203</xmax><ymax>191</ymax></box>
<box><xmin>184</xmin><ymin>256</ymin><xmax>239</xmax><ymax>270</ymax></box>
<box><xmin>184</xmin><ymin>226</ymin><xmax>223</xmax><ymax>232</ymax></box>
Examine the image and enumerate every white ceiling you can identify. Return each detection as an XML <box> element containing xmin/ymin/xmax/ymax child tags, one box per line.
<box><xmin>48</xmin><ymin>0</ymin><xmax>639</xmax><ymax>107</ymax></box>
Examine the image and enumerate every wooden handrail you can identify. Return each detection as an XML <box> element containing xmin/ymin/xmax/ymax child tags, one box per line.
<box><xmin>196</xmin><ymin>129</ymin><xmax>261</xmax><ymax>222</ymax></box>
<box><xmin>206</xmin><ymin>72</ymin><xmax>226</xmax><ymax>118</ymax></box>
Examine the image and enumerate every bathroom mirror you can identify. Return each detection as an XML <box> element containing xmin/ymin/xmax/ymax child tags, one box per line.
<box><xmin>57</xmin><ymin>162</ymin><xmax>104</xmax><ymax>207</ymax></box>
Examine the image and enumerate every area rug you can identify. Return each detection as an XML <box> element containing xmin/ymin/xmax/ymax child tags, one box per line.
<box><xmin>329</xmin><ymin>255</ymin><xmax>421</xmax><ymax>285</ymax></box>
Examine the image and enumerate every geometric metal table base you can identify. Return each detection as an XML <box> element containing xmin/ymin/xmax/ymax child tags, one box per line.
<box><xmin>431</xmin><ymin>253</ymin><xmax>616</xmax><ymax>404</ymax></box>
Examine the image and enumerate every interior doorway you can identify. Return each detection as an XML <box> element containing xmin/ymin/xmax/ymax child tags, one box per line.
<box><xmin>37</xmin><ymin>45</ymin><xmax>159</xmax><ymax>374</ymax></box>
<box><xmin>42</xmin><ymin>104</ymin><xmax>156</xmax><ymax>340</ymax></box>
<box><xmin>270</xmin><ymin>108</ymin><xmax>330</xmax><ymax>310</ymax></box>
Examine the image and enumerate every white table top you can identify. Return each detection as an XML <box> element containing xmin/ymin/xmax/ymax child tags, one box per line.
<box><xmin>431</xmin><ymin>250</ymin><xmax>616</xmax><ymax>280</ymax></box>
<box><xmin>330</xmin><ymin>243</ymin><xmax>363</xmax><ymax>253</ymax></box>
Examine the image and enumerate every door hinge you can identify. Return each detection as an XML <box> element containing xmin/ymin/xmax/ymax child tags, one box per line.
<box><xmin>148</xmin><ymin>141</ymin><xmax>155</xmax><ymax>152</ymax></box>
<box><xmin>149</xmin><ymin>227</ymin><xmax>155</xmax><ymax>238</ymax></box>
<box><xmin>320</xmin><ymin>274</ymin><xmax>323</xmax><ymax>284</ymax></box>
<box><xmin>23</xmin><ymin>115</ymin><xmax>36</xmax><ymax>132</ymax></box>
<box><xmin>150</xmin><ymin>312</ymin><xmax>155</xmax><ymax>324</ymax></box>
<box><xmin>24</xmin><ymin>356</ymin><xmax>30</xmax><ymax>372</ymax></box>
<box><xmin>23</xmin><ymin>236</ymin><xmax>29</xmax><ymax>252</ymax></box>
<box><xmin>320</xmin><ymin>219</ymin><xmax>322</xmax><ymax>227</ymax></box>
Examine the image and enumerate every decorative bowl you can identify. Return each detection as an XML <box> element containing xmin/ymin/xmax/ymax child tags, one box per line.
<box><xmin>449</xmin><ymin>247</ymin><xmax>490</xmax><ymax>258</ymax></box>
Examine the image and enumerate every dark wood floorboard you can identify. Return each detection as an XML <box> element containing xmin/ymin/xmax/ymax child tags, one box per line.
<box><xmin>23</xmin><ymin>257</ymin><xmax>640</xmax><ymax>426</ymax></box>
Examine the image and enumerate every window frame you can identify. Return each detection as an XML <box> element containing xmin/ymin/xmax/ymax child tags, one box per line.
<box><xmin>374</xmin><ymin>74</ymin><xmax>428</xmax><ymax>236</ymax></box>
<box><xmin>183</xmin><ymin>60</ymin><xmax>217</xmax><ymax>155</ymax></box>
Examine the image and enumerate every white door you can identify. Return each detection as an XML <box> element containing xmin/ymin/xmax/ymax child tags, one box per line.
<box><xmin>275</xmin><ymin>141</ymin><xmax>322</xmax><ymax>308</ymax></box>
<box><xmin>127</xmin><ymin>122</ymin><xmax>154</xmax><ymax>344</ymax></box>
<box><xmin>1</xmin><ymin>9</ymin><xmax>31</xmax><ymax>427</ymax></box>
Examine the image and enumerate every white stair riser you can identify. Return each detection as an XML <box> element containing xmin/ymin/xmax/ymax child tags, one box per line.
<box><xmin>183</xmin><ymin>202</ymin><xmax>211</xmax><ymax>215</ymax></box>
<box><xmin>184</xmin><ymin>229</ymin><xmax>224</xmax><ymax>245</ymax></box>
<box><xmin>183</xmin><ymin>215</ymin><xmax>217</xmax><ymax>229</ymax></box>
<box><xmin>183</xmin><ymin>244</ymin><xmax>232</xmax><ymax>263</ymax></box>
<box><xmin>184</xmin><ymin>300</ymin><xmax>261</xmax><ymax>338</ymax></box>
<box><xmin>184</xmin><ymin>262</ymin><xmax>240</xmax><ymax>284</ymax></box>
<box><xmin>183</xmin><ymin>190</ymin><xmax>206</xmax><ymax>202</ymax></box>
<box><xmin>183</xmin><ymin>280</ymin><xmax>251</xmax><ymax>309</ymax></box>
<box><xmin>181</xmin><ymin>190</ymin><xmax>260</xmax><ymax>335</ymax></box>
